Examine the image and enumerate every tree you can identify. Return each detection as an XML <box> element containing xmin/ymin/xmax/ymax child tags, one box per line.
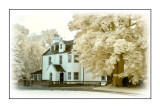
<box><xmin>13</xmin><ymin>25</ymin><xmax>60</xmax><ymax>80</ymax></box>
<box><xmin>22</xmin><ymin>36</ymin><xmax>44</xmax><ymax>79</ymax></box>
<box><xmin>41</xmin><ymin>29</ymin><xmax>59</xmax><ymax>51</ymax></box>
<box><xmin>68</xmin><ymin>14</ymin><xmax>148</xmax><ymax>86</ymax></box>
<box><xmin>13</xmin><ymin>25</ymin><xmax>44</xmax><ymax>80</ymax></box>
<box><xmin>12</xmin><ymin>24</ymin><xmax>29</xmax><ymax>79</ymax></box>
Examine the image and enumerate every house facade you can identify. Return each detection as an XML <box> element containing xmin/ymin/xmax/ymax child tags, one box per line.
<box><xmin>42</xmin><ymin>36</ymin><xmax>107</xmax><ymax>85</ymax></box>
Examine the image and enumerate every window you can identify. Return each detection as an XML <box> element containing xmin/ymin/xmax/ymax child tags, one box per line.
<box><xmin>68</xmin><ymin>72</ymin><xmax>71</xmax><ymax>80</ymax></box>
<box><xmin>101</xmin><ymin>76</ymin><xmax>106</xmax><ymax>81</ymax></box>
<box><xmin>74</xmin><ymin>72</ymin><xmax>79</xmax><ymax>80</ymax></box>
<box><xmin>49</xmin><ymin>57</ymin><xmax>52</xmax><ymax>65</ymax></box>
<box><xmin>54</xmin><ymin>45</ymin><xmax>56</xmax><ymax>51</ymax></box>
<box><xmin>38</xmin><ymin>74</ymin><xmax>42</xmax><ymax>81</ymax></box>
<box><xmin>68</xmin><ymin>55</ymin><xmax>72</xmax><ymax>63</ymax></box>
<box><xmin>33</xmin><ymin>75</ymin><xmax>37</xmax><ymax>81</ymax></box>
<box><xmin>59</xmin><ymin>55</ymin><xmax>62</xmax><ymax>64</ymax></box>
<box><xmin>74</xmin><ymin>55</ymin><xmax>79</xmax><ymax>63</ymax></box>
<box><xmin>32</xmin><ymin>75</ymin><xmax>36</xmax><ymax>80</ymax></box>
<box><xmin>60</xmin><ymin>44</ymin><xmax>62</xmax><ymax>49</ymax></box>
<box><xmin>51</xmin><ymin>46</ymin><xmax>54</xmax><ymax>51</ymax></box>
<box><xmin>50</xmin><ymin>73</ymin><xmax>52</xmax><ymax>81</ymax></box>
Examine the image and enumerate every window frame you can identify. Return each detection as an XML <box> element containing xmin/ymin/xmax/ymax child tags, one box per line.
<box><xmin>60</xmin><ymin>44</ymin><xmax>62</xmax><ymax>49</ymax></box>
<box><xmin>38</xmin><ymin>74</ymin><xmax>42</xmax><ymax>81</ymax></box>
<box><xmin>59</xmin><ymin>55</ymin><xmax>62</xmax><ymax>64</ymax></box>
<box><xmin>101</xmin><ymin>76</ymin><xmax>106</xmax><ymax>81</ymax></box>
<box><xmin>34</xmin><ymin>74</ymin><xmax>37</xmax><ymax>81</ymax></box>
<box><xmin>68</xmin><ymin>72</ymin><xmax>71</xmax><ymax>80</ymax></box>
<box><xmin>74</xmin><ymin>72</ymin><xmax>79</xmax><ymax>80</ymax></box>
<box><xmin>32</xmin><ymin>74</ymin><xmax>35</xmax><ymax>80</ymax></box>
<box><xmin>51</xmin><ymin>46</ymin><xmax>55</xmax><ymax>51</ymax></box>
<box><xmin>49</xmin><ymin>56</ymin><xmax>52</xmax><ymax>65</ymax></box>
<box><xmin>68</xmin><ymin>55</ymin><xmax>72</xmax><ymax>63</ymax></box>
<box><xmin>50</xmin><ymin>73</ymin><xmax>52</xmax><ymax>81</ymax></box>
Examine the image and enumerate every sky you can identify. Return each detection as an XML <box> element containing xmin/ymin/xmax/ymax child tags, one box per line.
<box><xmin>10</xmin><ymin>10</ymin><xmax>77</xmax><ymax>40</ymax></box>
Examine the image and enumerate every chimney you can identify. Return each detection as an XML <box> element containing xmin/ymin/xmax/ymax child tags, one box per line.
<box><xmin>52</xmin><ymin>34</ymin><xmax>61</xmax><ymax>44</ymax></box>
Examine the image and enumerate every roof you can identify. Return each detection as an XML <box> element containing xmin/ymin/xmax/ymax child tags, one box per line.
<box><xmin>31</xmin><ymin>69</ymin><xmax>42</xmax><ymax>75</ymax></box>
<box><xmin>53</xmin><ymin>42</ymin><xmax>59</xmax><ymax>45</ymax></box>
<box><xmin>43</xmin><ymin>40</ymin><xmax>73</xmax><ymax>56</ymax></box>
<box><xmin>63</xmin><ymin>40</ymin><xmax>74</xmax><ymax>45</ymax></box>
<box><xmin>53</xmin><ymin>65</ymin><xmax>65</xmax><ymax>72</ymax></box>
<box><xmin>43</xmin><ymin>49</ymin><xmax>51</xmax><ymax>55</ymax></box>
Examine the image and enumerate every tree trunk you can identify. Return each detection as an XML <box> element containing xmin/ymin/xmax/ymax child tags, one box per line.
<box><xmin>112</xmin><ymin>54</ymin><xmax>124</xmax><ymax>87</ymax></box>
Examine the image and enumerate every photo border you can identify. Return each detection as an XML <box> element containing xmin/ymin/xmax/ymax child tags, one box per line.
<box><xmin>9</xmin><ymin>9</ymin><xmax>152</xmax><ymax>99</ymax></box>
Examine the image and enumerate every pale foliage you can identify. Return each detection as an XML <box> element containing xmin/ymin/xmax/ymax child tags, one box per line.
<box><xmin>41</xmin><ymin>29</ymin><xmax>58</xmax><ymax>51</ymax></box>
<box><xmin>68</xmin><ymin>14</ymin><xmax>148</xmax><ymax>85</ymax></box>
<box><xmin>13</xmin><ymin>24</ymin><xmax>29</xmax><ymax>79</ymax></box>
<box><xmin>13</xmin><ymin>24</ymin><xmax>59</xmax><ymax>80</ymax></box>
<box><xmin>22</xmin><ymin>36</ymin><xmax>44</xmax><ymax>79</ymax></box>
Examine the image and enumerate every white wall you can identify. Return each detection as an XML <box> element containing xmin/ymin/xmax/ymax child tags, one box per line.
<box><xmin>42</xmin><ymin>56</ymin><xmax>49</xmax><ymax>80</ymax></box>
<box><xmin>84</xmin><ymin>71</ymin><xmax>107</xmax><ymax>85</ymax></box>
<box><xmin>65</xmin><ymin>54</ymin><xmax>81</xmax><ymax>81</ymax></box>
<box><xmin>43</xmin><ymin>53</ymin><xmax>82</xmax><ymax>81</ymax></box>
<box><xmin>84</xmin><ymin>72</ymin><xmax>101</xmax><ymax>81</ymax></box>
<box><xmin>42</xmin><ymin>52</ymin><xmax>107</xmax><ymax>83</ymax></box>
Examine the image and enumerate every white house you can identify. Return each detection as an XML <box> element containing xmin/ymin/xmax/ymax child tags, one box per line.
<box><xmin>42</xmin><ymin>36</ymin><xmax>107</xmax><ymax>85</ymax></box>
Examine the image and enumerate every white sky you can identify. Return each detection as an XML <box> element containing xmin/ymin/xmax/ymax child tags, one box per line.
<box><xmin>10</xmin><ymin>10</ymin><xmax>77</xmax><ymax>40</ymax></box>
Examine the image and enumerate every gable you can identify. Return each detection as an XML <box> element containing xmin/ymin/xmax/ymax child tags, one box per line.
<box><xmin>46</xmin><ymin>64</ymin><xmax>55</xmax><ymax>72</ymax></box>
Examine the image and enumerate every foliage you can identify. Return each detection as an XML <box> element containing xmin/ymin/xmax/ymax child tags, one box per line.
<box><xmin>13</xmin><ymin>24</ymin><xmax>29</xmax><ymax>79</ymax></box>
<box><xmin>13</xmin><ymin>24</ymin><xmax>59</xmax><ymax>80</ymax></box>
<box><xmin>41</xmin><ymin>29</ymin><xmax>58</xmax><ymax>51</ymax></box>
<box><xmin>68</xmin><ymin>14</ymin><xmax>148</xmax><ymax>85</ymax></box>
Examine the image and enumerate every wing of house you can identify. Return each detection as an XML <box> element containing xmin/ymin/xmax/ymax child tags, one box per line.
<box><xmin>31</xmin><ymin>69</ymin><xmax>42</xmax><ymax>81</ymax></box>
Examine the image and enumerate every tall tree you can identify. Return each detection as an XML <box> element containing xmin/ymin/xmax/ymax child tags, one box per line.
<box><xmin>12</xmin><ymin>24</ymin><xmax>29</xmax><ymax>79</ymax></box>
<box><xmin>22</xmin><ymin>36</ymin><xmax>44</xmax><ymax>79</ymax></box>
<box><xmin>68</xmin><ymin>14</ymin><xmax>148</xmax><ymax>86</ymax></box>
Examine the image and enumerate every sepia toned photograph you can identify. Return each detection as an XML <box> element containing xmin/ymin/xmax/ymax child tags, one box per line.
<box><xmin>9</xmin><ymin>9</ymin><xmax>151</xmax><ymax>99</ymax></box>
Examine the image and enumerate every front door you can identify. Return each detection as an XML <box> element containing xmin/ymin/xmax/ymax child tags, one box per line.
<box><xmin>60</xmin><ymin>73</ymin><xmax>64</xmax><ymax>84</ymax></box>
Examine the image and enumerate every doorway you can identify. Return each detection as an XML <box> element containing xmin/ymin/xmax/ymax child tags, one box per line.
<box><xmin>60</xmin><ymin>73</ymin><xmax>64</xmax><ymax>84</ymax></box>
<box><xmin>122</xmin><ymin>77</ymin><xmax>129</xmax><ymax>87</ymax></box>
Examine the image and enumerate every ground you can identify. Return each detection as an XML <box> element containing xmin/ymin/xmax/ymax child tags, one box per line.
<box><xmin>10</xmin><ymin>82</ymin><xmax>150</xmax><ymax>98</ymax></box>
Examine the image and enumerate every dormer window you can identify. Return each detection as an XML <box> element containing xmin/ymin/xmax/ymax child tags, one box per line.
<box><xmin>51</xmin><ymin>46</ymin><xmax>54</xmax><ymax>52</ymax></box>
<box><xmin>53</xmin><ymin>45</ymin><xmax>55</xmax><ymax>51</ymax></box>
<box><xmin>60</xmin><ymin>44</ymin><xmax>62</xmax><ymax>49</ymax></box>
<box><xmin>59</xmin><ymin>42</ymin><xmax>65</xmax><ymax>53</ymax></box>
